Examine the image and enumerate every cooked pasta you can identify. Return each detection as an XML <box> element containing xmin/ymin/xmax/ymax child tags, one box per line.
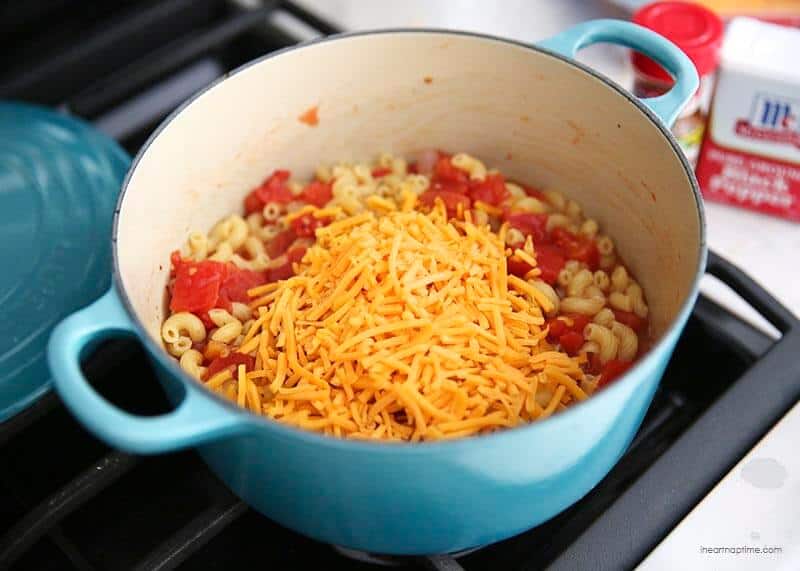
<box><xmin>161</xmin><ymin>151</ymin><xmax>651</xmax><ymax>441</ymax></box>
<box><xmin>609</xmin><ymin>291</ymin><xmax>633</xmax><ymax>312</ymax></box>
<box><xmin>162</xmin><ymin>312</ymin><xmax>206</xmax><ymax>343</ymax></box>
<box><xmin>612</xmin><ymin>322</ymin><xmax>638</xmax><ymax>361</ymax></box>
<box><xmin>584</xmin><ymin>323</ymin><xmax>619</xmax><ymax>364</ymax></box>
<box><xmin>180</xmin><ymin>349</ymin><xmax>206</xmax><ymax>379</ymax></box>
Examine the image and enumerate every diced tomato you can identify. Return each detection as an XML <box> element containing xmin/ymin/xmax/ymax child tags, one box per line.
<box><xmin>169</xmin><ymin>259</ymin><xmax>228</xmax><ymax>313</ymax></box>
<box><xmin>431</xmin><ymin>180</ymin><xmax>470</xmax><ymax>195</ymax></box>
<box><xmin>290</xmin><ymin>213</ymin><xmax>330</xmax><ymax>238</ymax></box>
<box><xmin>266</xmin><ymin>259</ymin><xmax>295</xmax><ymax>282</ymax></box>
<box><xmin>287</xmin><ymin>246</ymin><xmax>307</xmax><ymax>264</ymax></box>
<box><xmin>551</xmin><ymin>227</ymin><xmax>599</xmax><ymax>269</ymax></box>
<box><xmin>219</xmin><ymin>266</ymin><xmax>266</xmax><ymax>306</ymax></box>
<box><xmin>419</xmin><ymin>190</ymin><xmax>471</xmax><ymax>217</ymax></box>
<box><xmin>264</xmin><ymin>247</ymin><xmax>308</xmax><ymax>285</ymax></box>
<box><xmin>266</xmin><ymin>228</ymin><xmax>297</xmax><ymax>258</ymax></box>
<box><xmin>408</xmin><ymin>162</ymin><xmax>419</xmax><ymax>174</ymax></box>
<box><xmin>546</xmin><ymin>317</ymin><xmax>569</xmax><ymax>340</ymax></box>
<box><xmin>244</xmin><ymin>189</ymin><xmax>264</xmax><ymax>215</ymax></box>
<box><xmin>205</xmin><ymin>353</ymin><xmax>255</xmax><ymax>379</ymax></box>
<box><xmin>469</xmin><ymin>173</ymin><xmax>508</xmax><ymax>206</ymax></box>
<box><xmin>546</xmin><ymin>314</ymin><xmax>589</xmax><ymax>343</ymax></box>
<box><xmin>504</xmin><ymin>211</ymin><xmax>549</xmax><ymax>243</ymax></box>
<box><xmin>523</xmin><ymin>184</ymin><xmax>546</xmax><ymax>200</ymax></box>
<box><xmin>170</xmin><ymin>250</ymin><xmax>185</xmax><ymax>277</ymax></box>
<box><xmin>432</xmin><ymin>153</ymin><xmax>469</xmax><ymax>185</ymax></box>
<box><xmin>558</xmin><ymin>331</ymin><xmax>584</xmax><ymax>355</ymax></box>
<box><xmin>506</xmin><ymin>255</ymin><xmax>534</xmax><ymax>278</ymax></box>
<box><xmin>613</xmin><ymin>309</ymin><xmax>645</xmax><ymax>332</ymax></box>
<box><xmin>536</xmin><ymin>244</ymin><xmax>566</xmax><ymax>285</ymax></box>
<box><xmin>598</xmin><ymin>359</ymin><xmax>634</xmax><ymax>388</ymax></box>
<box><xmin>566</xmin><ymin>313</ymin><xmax>591</xmax><ymax>334</ymax></box>
<box><xmin>372</xmin><ymin>167</ymin><xmax>391</xmax><ymax>178</ymax></box>
<box><xmin>254</xmin><ymin>169</ymin><xmax>293</xmax><ymax>204</ymax></box>
<box><xmin>299</xmin><ymin>180</ymin><xmax>333</xmax><ymax>207</ymax></box>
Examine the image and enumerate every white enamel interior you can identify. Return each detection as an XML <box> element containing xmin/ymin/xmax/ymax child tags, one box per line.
<box><xmin>116</xmin><ymin>31</ymin><xmax>701</xmax><ymax>345</ymax></box>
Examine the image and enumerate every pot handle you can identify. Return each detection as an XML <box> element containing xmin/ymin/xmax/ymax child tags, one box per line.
<box><xmin>47</xmin><ymin>288</ymin><xmax>250</xmax><ymax>454</ymax></box>
<box><xmin>538</xmin><ymin>19</ymin><xmax>699</xmax><ymax>127</ymax></box>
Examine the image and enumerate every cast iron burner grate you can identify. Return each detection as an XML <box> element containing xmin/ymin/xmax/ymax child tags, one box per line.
<box><xmin>2</xmin><ymin>1</ymin><xmax>800</xmax><ymax>569</ymax></box>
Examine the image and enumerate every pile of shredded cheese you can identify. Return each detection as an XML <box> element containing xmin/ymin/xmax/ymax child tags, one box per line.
<box><xmin>213</xmin><ymin>200</ymin><xmax>588</xmax><ymax>441</ymax></box>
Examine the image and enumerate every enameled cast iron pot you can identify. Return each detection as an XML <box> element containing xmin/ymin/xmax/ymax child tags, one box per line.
<box><xmin>48</xmin><ymin>21</ymin><xmax>705</xmax><ymax>555</ymax></box>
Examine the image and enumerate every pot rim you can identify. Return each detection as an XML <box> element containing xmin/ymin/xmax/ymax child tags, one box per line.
<box><xmin>110</xmin><ymin>27</ymin><xmax>707</xmax><ymax>452</ymax></box>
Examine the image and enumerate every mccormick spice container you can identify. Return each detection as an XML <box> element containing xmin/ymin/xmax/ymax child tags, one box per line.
<box><xmin>632</xmin><ymin>1</ymin><xmax>724</xmax><ymax>166</ymax></box>
<box><xmin>696</xmin><ymin>18</ymin><xmax>800</xmax><ymax>221</ymax></box>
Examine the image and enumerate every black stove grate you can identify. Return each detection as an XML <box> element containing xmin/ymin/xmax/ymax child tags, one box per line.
<box><xmin>2</xmin><ymin>2</ymin><xmax>800</xmax><ymax>569</ymax></box>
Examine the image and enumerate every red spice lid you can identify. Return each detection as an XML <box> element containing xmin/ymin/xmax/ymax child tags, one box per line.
<box><xmin>632</xmin><ymin>1</ymin><xmax>723</xmax><ymax>81</ymax></box>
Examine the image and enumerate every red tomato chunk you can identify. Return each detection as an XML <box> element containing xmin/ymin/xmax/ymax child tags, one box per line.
<box><xmin>551</xmin><ymin>227</ymin><xmax>599</xmax><ymax>270</ymax></box>
<box><xmin>219</xmin><ymin>267</ymin><xmax>266</xmax><ymax>306</ymax></box>
<box><xmin>419</xmin><ymin>190</ymin><xmax>471</xmax><ymax>217</ymax></box>
<box><xmin>535</xmin><ymin>244</ymin><xmax>566</xmax><ymax>285</ymax></box>
<box><xmin>598</xmin><ymin>359</ymin><xmax>633</xmax><ymax>388</ymax></box>
<box><xmin>266</xmin><ymin>228</ymin><xmax>297</xmax><ymax>258</ymax></box>
<box><xmin>613</xmin><ymin>309</ymin><xmax>645</xmax><ymax>332</ymax></box>
<box><xmin>244</xmin><ymin>190</ymin><xmax>264</xmax><ymax>215</ymax></box>
<box><xmin>558</xmin><ymin>331</ymin><xmax>584</xmax><ymax>355</ymax></box>
<box><xmin>205</xmin><ymin>353</ymin><xmax>255</xmax><ymax>379</ymax></box>
<box><xmin>290</xmin><ymin>213</ymin><xmax>330</xmax><ymax>238</ymax></box>
<box><xmin>506</xmin><ymin>255</ymin><xmax>534</xmax><ymax>278</ymax></box>
<box><xmin>255</xmin><ymin>169</ymin><xmax>293</xmax><ymax>204</ymax></box>
<box><xmin>546</xmin><ymin>314</ymin><xmax>590</xmax><ymax>355</ymax></box>
<box><xmin>299</xmin><ymin>181</ymin><xmax>332</xmax><ymax>207</ymax></box>
<box><xmin>169</xmin><ymin>258</ymin><xmax>227</xmax><ymax>313</ymax></box>
<box><xmin>504</xmin><ymin>211</ymin><xmax>548</xmax><ymax>244</ymax></box>
<box><xmin>469</xmin><ymin>173</ymin><xmax>508</xmax><ymax>206</ymax></box>
<box><xmin>432</xmin><ymin>153</ymin><xmax>469</xmax><ymax>185</ymax></box>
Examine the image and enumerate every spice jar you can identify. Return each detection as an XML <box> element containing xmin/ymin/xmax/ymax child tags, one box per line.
<box><xmin>632</xmin><ymin>1</ymin><xmax>724</xmax><ymax>166</ymax></box>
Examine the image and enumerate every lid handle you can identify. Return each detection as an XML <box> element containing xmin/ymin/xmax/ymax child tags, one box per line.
<box><xmin>538</xmin><ymin>19</ymin><xmax>699</xmax><ymax>127</ymax></box>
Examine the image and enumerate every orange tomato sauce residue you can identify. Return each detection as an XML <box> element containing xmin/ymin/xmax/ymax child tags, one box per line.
<box><xmin>423</xmin><ymin>76</ymin><xmax>433</xmax><ymax>84</ymax></box>
<box><xmin>298</xmin><ymin>105</ymin><xmax>319</xmax><ymax>127</ymax></box>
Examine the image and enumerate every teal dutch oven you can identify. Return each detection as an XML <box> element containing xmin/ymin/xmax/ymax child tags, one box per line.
<box><xmin>47</xmin><ymin>21</ymin><xmax>705</xmax><ymax>555</ymax></box>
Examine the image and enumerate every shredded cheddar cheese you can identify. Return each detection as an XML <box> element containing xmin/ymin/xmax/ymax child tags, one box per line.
<box><xmin>226</xmin><ymin>200</ymin><xmax>585</xmax><ymax>441</ymax></box>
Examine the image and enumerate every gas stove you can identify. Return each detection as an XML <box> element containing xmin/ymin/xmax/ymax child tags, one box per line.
<box><xmin>1</xmin><ymin>2</ymin><xmax>798</xmax><ymax>569</ymax></box>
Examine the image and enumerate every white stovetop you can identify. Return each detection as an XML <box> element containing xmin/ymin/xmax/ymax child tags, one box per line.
<box><xmin>284</xmin><ymin>2</ymin><xmax>800</xmax><ymax>569</ymax></box>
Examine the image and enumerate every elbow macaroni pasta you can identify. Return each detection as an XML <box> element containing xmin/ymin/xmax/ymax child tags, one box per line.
<box><xmin>452</xmin><ymin>153</ymin><xmax>487</xmax><ymax>181</ymax></box>
<box><xmin>612</xmin><ymin>322</ymin><xmax>638</xmax><ymax>361</ymax></box>
<box><xmin>560</xmin><ymin>296</ymin><xmax>605</xmax><ymax>316</ymax></box>
<box><xmin>584</xmin><ymin>323</ymin><xmax>619</xmax><ymax>364</ymax></box>
<box><xmin>211</xmin><ymin>320</ymin><xmax>243</xmax><ymax>343</ymax></box>
<box><xmin>162</xmin><ymin>312</ymin><xmax>206</xmax><ymax>343</ymax></box>
<box><xmin>180</xmin><ymin>349</ymin><xmax>206</xmax><ymax>379</ymax></box>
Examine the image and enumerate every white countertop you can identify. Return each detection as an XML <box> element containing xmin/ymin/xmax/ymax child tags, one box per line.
<box><xmin>640</xmin><ymin>399</ymin><xmax>800</xmax><ymax>570</ymax></box>
<box><xmin>288</xmin><ymin>0</ymin><xmax>800</xmax><ymax>333</ymax></box>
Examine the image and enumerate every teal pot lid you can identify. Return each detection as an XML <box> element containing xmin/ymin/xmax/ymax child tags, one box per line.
<box><xmin>0</xmin><ymin>102</ymin><xmax>130</xmax><ymax>422</ymax></box>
